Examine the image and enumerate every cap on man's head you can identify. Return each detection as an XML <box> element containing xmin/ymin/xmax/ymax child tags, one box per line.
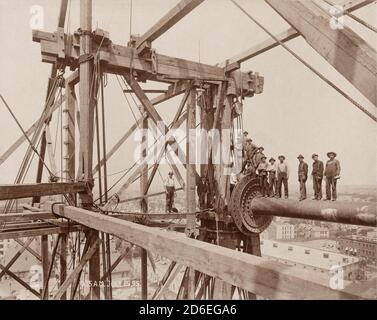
<box><xmin>261</xmin><ymin>156</ymin><xmax>267</xmax><ymax>160</ymax></box>
<box><xmin>312</xmin><ymin>153</ymin><xmax>318</xmax><ymax>158</ymax></box>
<box><xmin>243</xmin><ymin>131</ymin><xmax>249</xmax><ymax>135</ymax></box>
<box><xmin>327</xmin><ymin>152</ymin><xmax>337</xmax><ymax>158</ymax></box>
<box><xmin>269</xmin><ymin>157</ymin><xmax>276</xmax><ymax>162</ymax></box>
<box><xmin>297</xmin><ymin>154</ymin><xmax>304</xmax><ymax>159</ymax></box>
<box><xmin>168</xmin><ymin>171</ymin><xmax>174</xmax><ymax>175</ymax></box>
<box><xmin>259</xmin><ymin>146</ymin><xmax>264</xmax><ymax>151</ymax></box>
<box><xmin>278</xmin><ymin>155</ymin><xmax>285</xmax><ymax>160</ymax></box>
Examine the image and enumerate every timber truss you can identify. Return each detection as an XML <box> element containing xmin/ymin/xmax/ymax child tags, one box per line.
<box><xmin>0</xmin><ymin>0</ymin><xmax>376</xmax><ymax>300</ymax></box>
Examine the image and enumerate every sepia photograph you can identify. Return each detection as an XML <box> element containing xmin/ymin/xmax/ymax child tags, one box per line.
<box><xmin>0</xmin><ymin>0</ymin><xmax>376</xmax><ymax>306</ymax></box>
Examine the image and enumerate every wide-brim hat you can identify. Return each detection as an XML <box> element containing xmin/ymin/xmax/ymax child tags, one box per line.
<box><xmin>258</xmin><ymin>146</ymin><xmax>264</xmax><ymax>151</ymax></box>
<box><xmin>312</xmin><ymin>153</ymin><xmax>318</xmax><ymax>158</ymax></box>
<box><xmin>327</xmin><ymin>152</ymin><xmax>337</xmax><ymax>158</ymax></box>
<box><xmin>278</xmin><ymin>155</ymin><xmax>285</xmax><ymax>160</ymax></box>
<box><xmin>269</xmin><ymin>157</ymin><xmax>276</xmax><ymax>162</ymax></box>
<box><xmin>297</xmin><ymin>154</ymin><xmax>304</xmax><ymax>159</ymax></box>
<box><xmin>243</xmin><ymin>131</ymin><xmax>249</xmax><ymax>135</ymax></box>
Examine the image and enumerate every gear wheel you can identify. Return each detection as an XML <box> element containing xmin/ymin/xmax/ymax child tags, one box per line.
<box><xmin>229</xmin><ymin>176</ymin><xmax>272</xmax><ymax>235</ymax></box>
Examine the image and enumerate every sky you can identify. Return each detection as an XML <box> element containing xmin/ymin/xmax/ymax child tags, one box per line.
<box><xmin>0</xmin><ymin>0</ymin><xmax>376</xmax><ymax>197</ymax></box>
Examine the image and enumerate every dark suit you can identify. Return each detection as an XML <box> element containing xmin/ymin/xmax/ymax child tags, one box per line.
<box><xmin>298</xmin><ymin>161</ymin><xmax>308</xmax><ymax>200</ymax></box>
<box><xmin>312</xmin><ymin>160</ymin><xmax>324</xmax><ymax>199</ymax></box>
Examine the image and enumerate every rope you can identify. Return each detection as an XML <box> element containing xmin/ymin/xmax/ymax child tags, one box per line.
<box><xmin>231</xmin><ymin>0</ymin><xmax>377</xmax><ymax>123</ymax></box>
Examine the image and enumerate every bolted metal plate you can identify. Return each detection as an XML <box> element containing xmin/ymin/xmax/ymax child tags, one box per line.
<box><xmin>229</xmin><ymin>176</ymin><xmax>272</xmax><ymax>234</ymax></box>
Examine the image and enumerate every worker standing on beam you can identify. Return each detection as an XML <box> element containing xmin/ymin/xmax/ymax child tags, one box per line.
<box><xmin>257</xmin><ymin>156</ymin><xmax>269</xmax><ymax>197</ymax></box>
<box><xmin>164</xmin><ymin>171</ymin><xmax>176</xmax><ymax>213</ymax></box>
<box><xmin>267</xmin><ymin>157</ymin><xmax>277</xmax><ymax>197</ymax></box>
<box><xmin>297</xmin><ymin>154</ymin><xmax>308</xmax><ymax>201</ymax></box>
<box><xmin>311</xmin><ymin>153</ymin><xmax>324</xmax><ymax>200</ymax></box>
<box><xmin>276</xmin><ymin>155</ymin><xmax>289</xmax><ymax>199</ymax></box>
<box><xmin>324</xmin><ymin>152</ymin><xmax>341</xmax><ymax>201</ymax></box>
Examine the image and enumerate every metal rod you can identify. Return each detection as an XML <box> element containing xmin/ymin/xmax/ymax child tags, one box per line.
<box><xmin>251</xmin><ymin>198</ymin><xmax>377</xmax><ymax>227</ymax></box>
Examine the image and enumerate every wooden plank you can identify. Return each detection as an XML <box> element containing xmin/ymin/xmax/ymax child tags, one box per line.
<box><xmin>0</xmin><ymin>262</ymin><xmax>41</xmax><ymax>298</ymax></box>
<box><xmin>219</xmin><ymin>28</ymin><xmax>299</xmax><ymax>66</ymax></box>
<box><xmin>54</xmin><ymin>205</ymin><xmax>366</xmax><ymax>299</ymax></box>
<box><xmin>265</xmin><ymin>0</ymin><xmax>377</xmax><ymax>106</ymax></box>
<box><xmin>220</xmin><ymin>0</ymin><xmax>373</xmax><ymax>66</ymax></box>
<box><xmin>0</xmin><ymin>182</ymin><xmax>87</xmax><ymax>201</ymax></box>
<box><xmin>135</xmin><ymin>0</ymin><xmax>205</xmax><ymax>53</ymax></box>
<box><xmin>0</xmin><ymin>225</ymin><xmax>84</xmax><ymax>241</ymax></box>
<box><xmin>0</xmin><ymin>212</ymin><xmax>55</xmax><ymax>223</ymax></box>
<box><xmin>53</xmin><ymin>237</ymin><xmax>100</xmax><ymax>300</ymax></box>
<box><xmin>0</xmin><ymin>238</ymin><xmax>34</xmax><ymax>280</ymax></box>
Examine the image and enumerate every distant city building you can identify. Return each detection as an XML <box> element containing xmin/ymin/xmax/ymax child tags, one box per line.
<box><xmin>263</xmin><ymin>223</ymin><xmax>295</xmax><ymax>240</ymax></box>
<box><xmin>261</xmin><ymin>240</ymin><xmax>364</xmax><ymax>280</ymax></box>
<box><xmin>338</xmin><ymin>235</ymin><xmax>377</xmax><ymax>263</ymax></box>
<box><xmin>311</xmin><ymin>226</ymin><xmax>330</xmax><ymax>239</ymax></box>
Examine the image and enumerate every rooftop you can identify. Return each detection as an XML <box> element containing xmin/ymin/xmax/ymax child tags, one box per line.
<box><xmin>261</xmin><ymin>240</ymin><xmax>360</xmax><ymax>270</ymax></box>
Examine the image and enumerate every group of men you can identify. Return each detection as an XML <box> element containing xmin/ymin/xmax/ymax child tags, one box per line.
<box><xmin>296</xmin><ymin>151</ymin><xmax>341</xmax><ymax>201</ymax></box>
<box><xmin>239</xmin><ymin>131</ymin><xmax>341</xmax><ymax>201</ymax></box>
<box><xmin>164</xmin><ymin>131</ymin><xmax>342</xmax><ymax>212</ymax></box>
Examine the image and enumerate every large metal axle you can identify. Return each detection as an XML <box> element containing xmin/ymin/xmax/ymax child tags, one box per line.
<box><xmin>229</xmin><ymin>176</ymin><xmax>377</xmax><ymax>235</ymax></box>
<box><xmin>251</xmin><ymin>197</ymin><xmax>377</xmax><ymax>227</ymax></box>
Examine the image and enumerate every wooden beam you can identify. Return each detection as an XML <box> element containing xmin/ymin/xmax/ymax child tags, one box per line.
<box><xmin>0</xmin><ymin>262</ymin><xmax>41</xmax><ymax>298</ymax></box>
<box><xmin>219</xmin><ymin>28</ymin><xmax>299</xmax><ymax>66</ymax></box>
<box><xmin>135</xmin><ymin>0</ymin><xmax>205</xmax><ymax>53</ymax></box>
<box><xmin>0</xmin><ymin>225</ymin><xmax>84</xmax><ymax>241</ymax></box>
<box><xmin>53</xmin><ymin>237</ymin><xmax>100</xmax><ymax>300</ymax></box>
<box><xmin>220</xmin><ymin>0</ymin><xmax>374</xmax><ymax>66</ymax></box>
<box><xmin>0</xmin><ymin>212</ymin><xmax>55</xmax><ymax>223</ymax></box>
<box><xmin>0</xmin><ymin>238</ymin><xmax>34</xmax><ymax>280</ymax></box>
<box><xmin>33</xmin><ymin>30</ymin><xmax>260</xmax><ymax>96</ymax></box>
<box><xmin>0</xmin><ymin>182</ymin><xmax>87</xmax><ymax>201</ymax></box>
<box><xmin>265</xmin><ymin>0</ymin><xmax>377</xmax><ymax>106</ymax></box>
<box><xmin>53</xmin><ymin>205</ymin><xmax>367</xmax><ymax>299</ymax></box>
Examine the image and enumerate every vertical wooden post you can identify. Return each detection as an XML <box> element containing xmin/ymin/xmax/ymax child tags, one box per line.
<box><xmin>41</xmin><ymin>235</ymin><xmax>49</xmax><ymax>299</ymax></box>
<box><xmin>32</xmin><ymin>131</ymin><xmax>47</xmax><ymax>205</ymax></box>
<box><xmin>186</xmin><ymin>88</ymin><xmax>197</xmax><ymax>299</ymax></box>
<box><xmin>59</xmin><ymin>234</ymin><xmax>67</xmax><ymax>300</ymax></box>
<box><xmin>186</xmin><ymin>88</ymin><xmax>197</xmax><ymax>231</ymax></box>
<box><xmin>140</xmin><ymin>102</ymin><xmax>148</xmax><ymax>299</ymax></box>
<box><xmin>64</xmin><ymin>81</ymin><xmax>76</xmax><ymax>203</ymax></box>
<box><xmin>79</xmin><ymin>0</ymin><xmax>100</xmax><ymax>300</ymax></box>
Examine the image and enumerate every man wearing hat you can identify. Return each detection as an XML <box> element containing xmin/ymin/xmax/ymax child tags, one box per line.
<box><xmin>324</xmin><ymin>152</ymin><xmax>341</xmax><ymax>201</ymax></box>
<box><xmin>164</xmin><ymin>171</ymin><xmax>176</xmax><ymax>213</ymax></box>
<box><xmin>277</xmin><ymin>155</ymin><xmax>289</xmax><ymax>198</ymax></box>
<box><xmin>267</xmin><ymin>157</ymin><xmax>277</xmax><ymax>197</ymax></box>
<box><xmin>253</xmin><ymin>146</ymin><xmax>265</xmax><ymax>168</ymax></box>
<box><xmin>297</xmin><ymin>155</ymin><xmax>308</xmax><ymax>201</ymax></box>
<box><xmin>256</xmin><ymin>156</ymin><xmax>269</xmax><ymax>197</ymax></box>
<box><xmin>311</xmin><ymin>154</ymin><xmax>324</xmax><ymax>200</ymax></box>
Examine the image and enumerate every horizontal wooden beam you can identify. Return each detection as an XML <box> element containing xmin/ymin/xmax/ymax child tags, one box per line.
<box><xmin>135</xmin><ymin>0</ymin><xmax>205</xmax><ymax>53</ymax></box>
<box><xmin>0</xmin><ymin>212</ymin><xmax>55</xmax><ymax>223</ymax></box>
<box><xmin>53</xmin><ymin>205</ymin><xmax>365</xmax><ymax>299</ymax></box>
<box><xmin>32</xmin><ymin>30</ymin><xmax>262</xmax><ymax>97</ymax></box>
<box><xmin>0</xmin><ymin>225</ymin><xmax>84</xmax><ymax>241</ymax></box>
<box><xmin>0</xmin><ymin>182</ymin><xmax>87</xmax><ymax>201</ymax></box>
